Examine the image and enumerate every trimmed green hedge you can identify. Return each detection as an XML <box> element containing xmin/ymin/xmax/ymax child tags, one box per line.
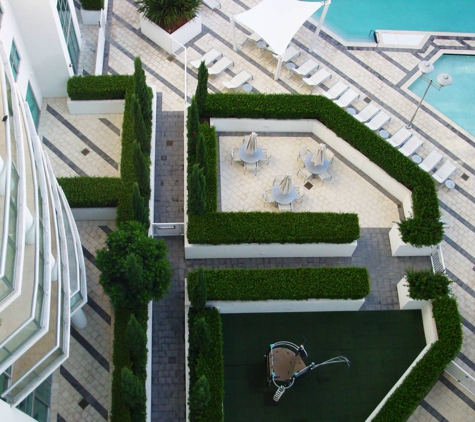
<box><xmin>187</xmin><ymin>267</ymin><xmax>370</xmax><ymax>301</ymax></box>
<box><xmin>187</xmin><ymin>212</ymin><xmax>360</xmax><ymax>245</ymax></box>
<box><xmin>188</xmin><ymin>308</ymin><xmax>224</xmax><ymax>422</ymax></box>
<box><xmin>67</xmin><ymin>75</ymin><xmax>130</xmax><ymax>100</ymax></box>
<box><xmin>80</xmin><ymin>0</ymin><xmax>104</xmax><ymax>11</ymax></box>
<box><xmin>58</xmin><ymin>177</ymin><xmax>121</xmax><ymax>208</ymax></box>
<box><xmin>201</xmin><ymin>124</ymin><xmax>218</xmax><ymax>212</ymax></box>
<box><xmin>373</xmin><ymin>296</ymin><xmax>462</xmax><ymax>421</ymax></box>
<box><xmin>201</xmin><ymin>94</ymin><xmax>442</xmax><ymax>247</ymax></box>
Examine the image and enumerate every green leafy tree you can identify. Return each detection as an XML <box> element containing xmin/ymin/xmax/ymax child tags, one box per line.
<box><xmin>132</xmin><ymin>183</ymin><xmax>149</xmax><ymax>227</ymax></box>
<box><xmin>405</xmin><ymin>268</ymin><xmax>451</xmax><ymax>300</ymax></box>
<box><xmin>187</xmin><ymin>97</ymin><xmax>200</xmax><ymax>158</ymax></box>
<box><xmin>196</xmin><ymin>132</ymin><xmax>208</xmax><ymax>177</ymax></box>
<box><xmin>190</xmin><ymin>267</ymin><xmax>207</xmax><ymax>310</ymax></box>
<box><xmin>192</xmin><ymin>317</ymin><xmax>210</xmax><ymax>353</ymax></box>
<box><xmin>96</xmin><ymin>221</ymin><xmax>171</xmax><ymax>310</ymax></box>
<box><xmin>134</xmin><ymin>56</ymin><xmax>152</xmax><ymax>137</ymax></box>
<box><xmin>133</xmin><ymin>95</ymin><xmax>150</xmax><ymax>156</ymax></box>
<box><xmin>195</xmin><ymin>61</ymin><xmax>208</xmax><ymax>115</ymax></box>
<box><xmin>121</xmin><ymin>367</ymin><xmax>145</xmax><ymax>409</ymax></box>
<box><xmin>187</xmin><ymin>164</ymin><xmax>206</xmax><ymax>216</ymax></box>
<box><xmin>133</xmin><ymin>141</ymin><xmax>151</xmax><ymax>202</ymax></box>
<box><xmin>189</xmin><ymin>375</ymin><xmax>211</xmax><ymax>412</ymax></box>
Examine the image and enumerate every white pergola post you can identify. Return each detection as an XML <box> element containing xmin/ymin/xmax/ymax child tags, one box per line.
<box><xmin>231</xmin><ymin>16</ymin><xmax>239</xmax><ymax>51</ymax></box>
<box><xmin>274</xmin><ymin>56</ymin><xmax>283</xmax><ymax>80</ymax></box>
<box><xmin>310</xmin><ymin>0</ymin><xmax>331</xmax><ymax>52</ymax></box>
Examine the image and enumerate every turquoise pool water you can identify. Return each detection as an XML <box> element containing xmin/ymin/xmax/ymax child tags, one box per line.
<box><xmin>311</xmin><ymin>0</ymin><xmax>475</xmax><ymax>41</ymax></box>
<box><xmin>409</xmin><ymin>55</ymin><xmax>475</xmax><ymax>137</ymax></box>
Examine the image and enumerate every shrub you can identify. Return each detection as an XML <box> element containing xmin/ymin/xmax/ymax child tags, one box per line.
<box><xmin>192</xmin><ymin>318</ymin><xmax>210</xmax><ymax>354</ymax></box>
<box><xmin>189</xmin><ymin>375</ymin><xmax>211</xmax><ymax>412</ymax></box>
<box><xmin>201</xmin><ymin>93</ymin><xmax>442</xmax><ymax>247</ymax></box>
<box><xmin>187</xmin><ymin>267</ymin><xmax>370</xmax><ymax>301</ymax></box>
<box><xmin>67</xmin><ymin>75</ymin><xmax>130</xmax><ymax>100</ymax></box>
<box><xmin>196</xmin><ymin>61</ymin><xmax>208</xmax><ymax>116</ymax></box>
<box><xmin>133</xmin><ymin>142</ymin><xmax>151</xmax><ymax>202</ymax></box>
<box><xmin>190</xmin><ymin>267</ymin><xmax>207</xmax><ymax>309</ymax></box>
<box><xmin>121</xmin><ymin>367</ymin><xmax>146</xmax><ymax>410</ymax></box>
<box><xmin>200</xmin><ymin>124</ymin><xmax>218</xmax><ymax>212</ymax></box>
<box><xmin>96</xmin><ymin>221</ymin><xmax>171</xmax><ymax>309</ymax></box>
<box><xmin>196</xmin><ymin>133</ymin><xmax>208</xmax><ymax>177</ymax></box>
<box><xmin>133</xmin><ymin>95</ymin><xmax>150</xmax><ymax>156</ymax></box>
<box><xmin>132</xmin><ymin>183</ymin><xmax>150</xmax><ymax>227</ymax></box>
<box><xmin>58</xmin><ymin>177</ymin><xmax>121</xmax><ymax>208</ymax></box>
<box><xmin>133</xmin><ymin>56</ymin><xmax>152</xmax><ymax>139</ymax></box>
<box><xmin>405</xmin><ymin>269</ymin><xmax>451</xmax><ymax>300</ymax></box>
<box><xmin>187</xmin><ymin>212</ymin><xmax>360</xmax><ymax>245</ymax></box>
<box><xmin>187</xmin><ymin>97</ymin><xmax>201</xmax><ymax>159</ymax></box>
<box><xmin>188</xmin><ymin>308</ymin><xmax>223</xmax><ymax>422</ymax></box>
<box><xmin>126</xmin><ymin>314</ymin><xmax>148</xmax><ymax>380</ymax></box>
<box><xmin>80</xmin><ymin>0</ymin><xmax>104</xmax><ymax>10</ymax></box>
<box><xmin>188</xmin><ymin>164</ymin><xmax>206</xmax><ymax>216</ymax></box>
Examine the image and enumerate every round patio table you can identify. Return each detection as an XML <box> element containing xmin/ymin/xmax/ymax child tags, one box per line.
<box><xmin>304</xmin><ymin>155</ymin><xmax>330</xmax><ymax>175</ymax></box>
<box><xmin>238</xmin><ymin>144</ymin><xmax>263</xmax><ymax>163</ymax></box>
<box><xmin>271</xmin><ymin>184</ymin><xmax>298</xmax><ymax>204</ymax></box>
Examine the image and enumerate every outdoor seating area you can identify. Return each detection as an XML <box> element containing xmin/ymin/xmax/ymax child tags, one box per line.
<box><xmin>219</xmin><ymin>134</ymin><xmax>400</xmax><ymax>226</ymax></box>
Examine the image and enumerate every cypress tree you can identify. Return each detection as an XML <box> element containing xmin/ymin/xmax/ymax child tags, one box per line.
<box><xmin>133</xmin><ymin>95</ymin><xmax>150</xmax><ymax>156</ymax></box>
<box><xmin>121</xmin><ymin>367</ymin><xmax>145</xmax><ymax>409</ymax></box>
<box><xmin>126</xmin><ymin>314</ymin><xmax>148</xmax><ymax>379</ymax></box>
<box><xmin>188</xmin><ymin>164</ymin><xmax>206</xmax><ymax>216</ymax></box>
<box><xmin>125</xmin><ymin>254</ymin><xmax>144</xmax><ymax>304</ymax></box>
<box><xmin>196</xmin><ymin>132</ymin><xmax>208</xmax><ymax>177</ymax></box>
<box><xmin>132</xmin><ymin>183</ymin><xmax>149</xmax><ymax>227</ymax></box>
<box><xmin>195</xmin><ymin>61</ymin><xmax>208</xmax><ymax>116</ymax></box>
<box><xmin>187</xmin><ymin>97</ymin><xmax>200</xmax><ymax>158</ymax></box>
<box><xmin>189</xmin><ymin>375</ymin><xmax>211</xmax><ymax>411</ymax></box>
<box><xmin>191</xmin><ymin>267</ymin><xmax>207</xmax><ymax>310</ymax></box>
<box><xmin>133</xmin><ymin>141</ymin><xmax>151</xmax><ymax>202</ymax></box>
<box><xmin>134</xmin><ymin>56</ymin><xmax>152</xmax><ymax>136</ymax></box>
<box><xmin>192</xmin><ymin>317</ymin><xmax>210</xmax><ymax>353</ymax></box>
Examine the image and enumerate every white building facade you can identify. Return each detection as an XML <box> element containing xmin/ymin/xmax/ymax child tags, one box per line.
<box><xmin>0</xmin><ymin>0</ymin><xmax>87</xmax><ymax>420</ymax></box>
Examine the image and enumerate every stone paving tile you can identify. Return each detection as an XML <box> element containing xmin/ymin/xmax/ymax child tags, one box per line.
<box><xmin>75</xmin><ymin>3</ymin><xmax>100</xmax><ymax>76</ymax></box>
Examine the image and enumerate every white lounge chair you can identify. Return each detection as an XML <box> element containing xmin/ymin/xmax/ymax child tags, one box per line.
<box><xmin>291</xmin><ymin>59</ymin><xmax>319</xmax><ymax>78</ymax></box>
<box><xmin>386</xmin><ymin>127</ymin><xmax>413</xmax><ymax>148</ymax></box>
<box><xmin>354</xmin><ymin>104</ymin><xmax>380</xmax><ymax>123</ymax></box>
<box><xmin>318</xmin><ymin>168</ymin><xmax>333</xmax><ymax>184</ymax></box>
<box><xmin>270</xmin><ymin>46</ymin><xmax>300</xmax><ymax>64</ymax></box>
<box><xmin>301</xmin><ymin>68</ymin><xmax>332</xmax><ymax>92</ymax></box>
<box><xmin>323</xmin><ymin>81</ymin><xmax>349</xmax><ymax>100</ymax></box>
<box><xmin>365</xmin><ymin>112</ymin><xmax>391</xmax><ymax>131</ymax></box>
<box><xmin>222</xmin><ymin>71</ymin><xmax>253</xmax><ymax>90</ymax></box>
<box><xmin>334</xmin><ymin>89</ymin><xmax>360</xmax><ymax>108</ymax></box>
<box><xmin>208</xmin><ymin>57</ymin><xmax>233</xmax><ymax>75</ymax></box>
<box><xmin>419</xmin><ymin>150</ymin><xmax>443</xmax><ymax>173</ymax></box>
<box><xmin>190</xmin><ymin>48</ymin><xmax>222</xmax><ymax>69</ymax></box>
<box><xmin>263</xmin><ymin>190</ymin><xmax>275</xmax><ymax>207</ymax></box>
<box><xmin>202</xmin><ymin>0</ymin><xmax>221</xmax><ymax>10</ymax></box>
<box><xmin>242</xmin><ymin>32</ymin><xmax>262</xmax><ymax>49</ymax></box>
<box><xmin>432</xmin><ymin>160</ymin><xmax>457</xmax><ymax>183</ymax></box>
<box><xmin>399</xmin><ymin>136</ymin><xmax>424</xmax><ymax>157</ymax></box>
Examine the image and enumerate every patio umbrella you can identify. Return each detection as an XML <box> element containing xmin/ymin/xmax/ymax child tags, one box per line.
<box><xmin>311</xmin><ymin>143</ymin><xmax>327</xmax><ymax>166</ymax></box>
<box><xmin>279</xmin><ymin>172</ymin><xmax>293</xmax><ymax>194</ymax></box>
<box><xmin>246</xmin><ymin>132</ymin><xmax>259</xmax><ymax>154</ymax></box>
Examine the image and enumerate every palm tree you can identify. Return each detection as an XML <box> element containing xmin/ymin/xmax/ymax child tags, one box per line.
<box><xmin>136</xmin><ymin>0</ymin><xmax>202</xmax><ymax>33</ymax></box>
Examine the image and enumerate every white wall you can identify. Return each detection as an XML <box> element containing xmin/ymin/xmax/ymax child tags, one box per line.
<box><xmin>71</xmin><ymin>207</ymin><xmax>117</xmax><ymax>221</ymax></box>
<box><xmin>0</xmin><ymin>400</ymin><xmax>37</xmax><ymax>422</ymax></box>
<box><xmin>67</xmin><ymin>99</ymin><xmax>126</xmax><ymax>114</ymax></box>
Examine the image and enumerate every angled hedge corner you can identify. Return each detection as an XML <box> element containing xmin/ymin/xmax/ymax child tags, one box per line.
<box><xmin>188</xmin><ymin>308</ymin><xmax>224</xmax><ymax>422</ymax></box>
<box><xmin>187</xmin><ymin>267</ymin><xmax>370</xmax><ymax>301</ymax></box>
<box><xmin>201</xmin><ymin>93</ymin><xmax>442</xmax><ymax>247</ymax></box>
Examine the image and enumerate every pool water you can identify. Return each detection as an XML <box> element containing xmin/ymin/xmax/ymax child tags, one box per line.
<box><xmin>310</xmin><ymin>0</ymin><xmax>475</xmax><ymax>41</ymax></box>
<box><xmin>409</xmin><ymin>55</ymin><xmax>475</xmax><ymax>137</ymax></box>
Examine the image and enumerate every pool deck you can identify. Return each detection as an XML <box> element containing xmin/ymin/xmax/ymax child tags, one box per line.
<box><xmin>48</xmin><ymin>1</ymin><xmax>475</xmax><ymax>421</ymax></box>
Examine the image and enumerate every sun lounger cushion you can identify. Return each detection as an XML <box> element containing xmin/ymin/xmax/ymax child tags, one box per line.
<box><xmin>302</xmin><ymin>68</ymin><xmax>331</xmax><ymax>87</ymax></box>
<box><xmin>292</xmin><ymin>59</ymin><xmax>319</xmax><ymax>77</ymax></box>
<box><xmin>418</xmin><ymin>150</ymin><xmax>443</xmax><ymax>172</ymax></box>
<box><xmin>432</xmin><ymin>160</ymin><xmax>457</xmax><ymax>183</ymax></box>
<box><xmin>190</xmin><ymin>48</ymin><xmax>222</xmax><ymax>69</ymax></box>
<box><xmin>222</xmin><ymin>71</ymin><xmax>253</xmax><ymax>90</ymax></box>
<box><xmin>386</xmin><ymin>127</ymin><xmax>412</xmax><ymax>148</ymax></box>
<box><xmin>323</xmin><ymin>81</ymin><xmax>349</xmax><ymax>100</ymax></box>
<box><xmin>354</xmin><ymin>104</ymin><xmax>380</xmax><ymax>123</ymax></box>
<box><xmin>208</xmin><ymin>57</ymin><xmax>233</xmax><ymax>75</ymax></box>
<box><xmin>399</xmin><ymin>135</ymin><xmax>424</xmax><ymax>157</ymax></box>
<box><xmin>334</xmin><ymin>89</ymin><xmax>360</xmax><ymax>108</ymax></box>
<box><xmin>365</xmin><ymin>112</ymin><xmax>391</xmax><ymax>131</ymax></box>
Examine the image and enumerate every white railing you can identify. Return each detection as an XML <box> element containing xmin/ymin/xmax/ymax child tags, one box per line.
<box><xmin>95</xmin><ymin>3</ymin><xmax>108</xmax><ymax>75</ymax></box>
<box><xmin>430</xmin><ymin>245</ymin><xmax>446</xmax><ymax>274</ymax></box>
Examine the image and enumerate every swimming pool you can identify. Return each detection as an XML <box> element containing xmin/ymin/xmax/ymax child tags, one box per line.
<box><xmin>311</xmin><ymin>0</ymin><xmax>475</xmax><ymax>42</ymax></box>
<box><xmin>409</xmin><ymin>55</ymin><xmax>475</xmax><ymax>137</ymax></box>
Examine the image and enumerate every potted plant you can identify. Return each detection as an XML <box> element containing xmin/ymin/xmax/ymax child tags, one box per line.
<box><xmin>79</xmin><ymin>0</ymin><xmax>104</xmax><ymax>25</ymax></box>
<box><xmin>136</xmin><ymin>0</ymin><xmax>203</xmax><ymax>55</ymax></box>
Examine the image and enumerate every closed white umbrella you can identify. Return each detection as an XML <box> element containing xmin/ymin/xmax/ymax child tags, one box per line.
<box><xmin>246</xmin><ymin>132</ymin><xmax>259</xmax><ymax>154</ymax></box>
<box><xmin>311</xmin><ymin>143</ymin><xmax>327</xmax><ymax>166</ymax></box>
<box><xmin>279</xmin><ymin>172</ymin><xmax>293</xmax><ymax>194</ymax></box>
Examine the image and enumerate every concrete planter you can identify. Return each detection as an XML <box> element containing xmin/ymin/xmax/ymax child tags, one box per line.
<box><xmin>67</xmin><ymin>98</ymin><xmax>125</xmax><ymax>115</ymax></box>
<box><xmin>71</xmin><ymin>207</ymin><xmax>116</xmax><ymax>221</ymax></box>
<box><xmin>397</xmin><ymin>277</ymin><xmax>430</xmax><ymax>310</ymax></box>
<box><xmin>81</xmin><ymin>8</ymin><xmax>101</xmax><ymax>25</ymax></box>
<box><xmin>139</xmin><ymin>13</ymin><xmax>202</xmax><ymax>55</ymax></box>
<box><xmin>389</xmin><ymin>224</ymin><xmax>435</xmax><ymax>257</ymax></box>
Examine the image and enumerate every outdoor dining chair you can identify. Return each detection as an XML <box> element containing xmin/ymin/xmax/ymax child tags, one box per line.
<box><xmin>273</xmin><ymin>174</ymin><xmax>286</xmax><ymax>184</ymax></box>
<box><xmin>297</xmin><ymin>166</ymin><xmax>313</xmax><ymax>182</ymax></box>
<box><xmin>318</xmin><ymin>168</ymin><xmax>333</xmax><ymax>184</ymax></box>
<box><xmin>297</xmin><ymin>147</ymin><xmax>313</xmax><ymax>163</ymax></box>
<box><xmin>262</xmin><ymin>190</ymin><xmax>276</xmax><ymax>207</ymax></box>
<box><xmin>278</xmin><ymin>203</ymin><xmax>293</xmax><ymax>212</ymax></box>
<box><xmin>260</xmin><ymin>150</ymin><xmax>271</xmax><ymax>165</ymax></box>
<box><xmin>244</xmin><ymin>162</ymin><xmax>258</xmax><ymax>175</ymax></box>
<box><xmin>230</xmin><ymin>148</ymin><xmax>242</xmax><ymax>165</ymax></box>
<box><xmin>326</xmin><ymin>148</ymin><xmax>335</xmax><ymax>164</ymax></box>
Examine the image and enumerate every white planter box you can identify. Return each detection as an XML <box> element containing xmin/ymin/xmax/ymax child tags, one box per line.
<box><xmin>71</xmin><ymin>207</ymin><xmax>117</xmax><ymax>221</ymax></box>
<box><xmin>397</xmin><ymin>277</ymin><xmax>429</xmax><ymax>310</ymax></box>
<box><xmin>67</xmin><ymin>98</ymin><xmax>125</xmax><ymax>115</ymax></box>
<box><xmin>389</xmin><ymin>224</ymin><xmax>435</xmax><ymax>257</ymax></box>
<box><xmin>81</xmin><ymin>8</ymin><xmax>101</xmax><ymax>25</ymax></box>
<box><xmin>140</xmin><ymin>13</ymin><xmax>202</xmax><ymax>55</ymax></box>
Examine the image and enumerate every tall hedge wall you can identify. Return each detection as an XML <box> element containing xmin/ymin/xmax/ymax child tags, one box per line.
<box><xmin>201</xmin><ymin>93</ymin><xmax>442</xmax><ymax>247</ymax></box>
<box><xmin>58</xmin><ymin>177</ymin><xmax>121</xmax><ymax>208</ymax></box>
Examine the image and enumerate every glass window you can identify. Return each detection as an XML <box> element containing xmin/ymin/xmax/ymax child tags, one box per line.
<box><xmin>0</xmin><ymin>366</ymin><xmax>12</xmax><ymax>395</ymax></box>
<box><xmin>26</xmin><ymin>84</ymin><xmax>40</xmax><ymax>129</ymax></box>
<box><xmin>9</xmin><ymin>41</ymin><xmax>20</xmax><ymax>81</ymax></box>
<box><xmin>56</xmin><ymin>0</ymin><xmax>79</xmax><ymax>74</ymax></box>
<box><xmin>18</xmin><ymin>376</ymin><xmax>52</xmax><ymax>422</ymax></box>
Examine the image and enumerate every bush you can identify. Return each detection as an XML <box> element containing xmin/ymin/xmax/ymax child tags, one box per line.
<box><xmin>187</xmin><ymin>98</ymin><xmax>201</xmax><ymax>159</ymax></box>
<box><xmin>188</xmin><ymin>164</ymin><xmax>206</xmax><ymax>216</ymax></box>
<box><xmin>199</xmin><ymin>124</ymin><xmax>218</xmax><ymax>212</ymax></box>
<box><xmin>405</xmin><ymin>269</ymin><xmax>451</xmax><ymax>300</ymax></box>
<box><xmin>187</xmin><ymin>212</ymin><xmax>360</xmax><ymax>245</ymax></box>
<box><xmin>201</xmin><ymin>93</ymin><xmax>442</xmax><ymax>247</ymax></box>
<box><xmin>67</xmin><ymin>75</ymin><xmax>130</xmax><ymax>100</ymax></box>
<box><xmin>121</xmin><ymin>367</ymin><xmax>146</xmax><ymax>410</ymax></box>
<box><xmin>126</xmin><ymin>314</ymin><xmax>148</xmax><ymax>380</ymax></box>
<box><xmin>373</xmin><ymin>296</ymin><xmax>462</xmax><ymax>421</ymax></box>
<box><xmin>189</xmin><ymin>375</ymin><xmax>211</xmax><ymax>412</ymax></box>
<box><xmin>96</xmin><ymin>221</ymin><xmax>171</xmax><ymax>309</ymax></box>
<box><xmin>190</xmin><ymin>267</ymin><xmax>207</xmax><ymax>309</ymax></box>
<box><xmin>196</xmin><ymin>133</ymin><xmax>208</xmax><ymax>177</ymax></box>
<box><xmin>133</xmin><ymin>142</ymin><xmax>151</xmax><ymax>202</ymax></box>
<box><xmin>192</xmin><ymin>318</ymin><xmax>210</xmax><ymax>354</ymax></box>
<box><xmin>196</xmin><ymin>61</ymin><xmax>208</xmax><ymax>116</ymax></box>
<box><xmin>58</xmin><ymin>177</ymin><xmax>121</xmax><ymax>208</ymax></box>
<box><xmin>80</xmin><ymin>0</ymin><xmax>104</xmax><ymax>10</ymax></box>
<box><xmin>187</xmin><ymin>267</ymin><xmax>370</xmax><ymax>301</ymax></box>
<box><xmin>132</xmin><ymin>183</ymin><xmax>150</xmax><ymax>227</ymax></box>
<box><xmin>188</xmin><ymin>308</ymin><xmax>223</xmax><ymax>422</ymax></box>
<box><xmin>134</xmin><ymin>57</ymin><xmax>152</xmax><ymax>140</ymax></box>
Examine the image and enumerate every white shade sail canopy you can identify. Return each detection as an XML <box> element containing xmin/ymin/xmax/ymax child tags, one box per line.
<box><xmin>233</xmin><ymin>0</ymin><xmax>324</xmax><ymax>56</ymax></box>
